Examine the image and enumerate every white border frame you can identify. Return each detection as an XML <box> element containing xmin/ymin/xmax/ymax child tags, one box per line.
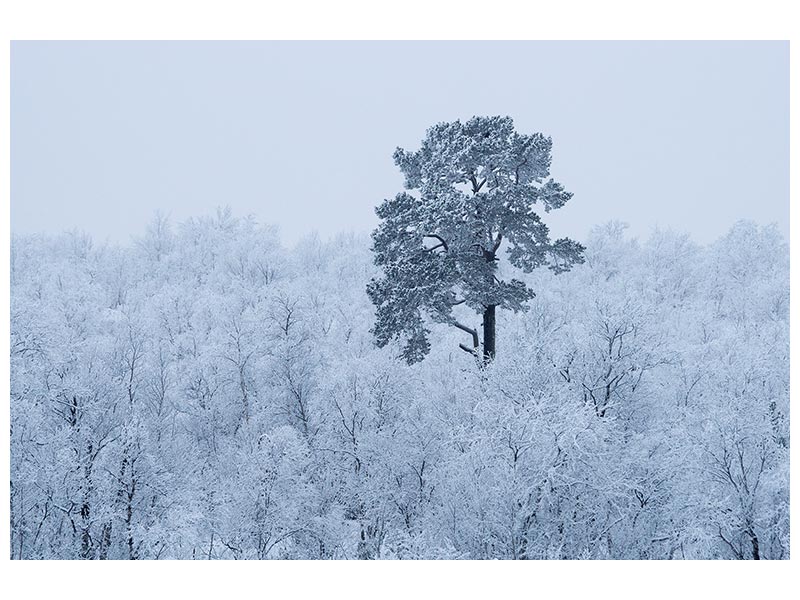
<box><xmin>1</xmin><ymin>2</ymin><xmax>795</xmax><ymax>598</ymax></box>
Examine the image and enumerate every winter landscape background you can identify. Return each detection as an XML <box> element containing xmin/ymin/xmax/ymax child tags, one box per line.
<box><xmin>9</xmin><ymin>41</ymin><xmax>789</xmax><ymax>560</ymax></box>
<box><xmin>10</xmin><ymin>213</ymin><xmax>789</xmax><ymax>559</ymax></box>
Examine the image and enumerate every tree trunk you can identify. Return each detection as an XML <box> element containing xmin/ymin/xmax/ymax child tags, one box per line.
<box><xmin>483</xmin><ymin>304</ymin><xmax>496</xmax><ymax>361</ymax></box>
<box><xmin>80</xmin><ymin>441</ymin><xmax>94</xmax><ymax>560</ymax></box>
<box><xmin>481</xmin><ymin>244</ymin><xmax>498</xmax><ymax>363</ymax></box>
<box><xmin>747</xmin><ymin>526</ymin><xmax>760</xmax><ymax>560</ymax></box>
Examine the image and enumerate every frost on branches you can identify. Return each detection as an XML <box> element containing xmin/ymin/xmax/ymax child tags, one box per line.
<box><xmin>10</xmin><ymin>213</ymin><xmax>788</xmax><ymax>560</ymax></box>
<box><xmin>367</xmin><ymin>116</ymin><xmax>584</xmax><ymax>364</ymax></box>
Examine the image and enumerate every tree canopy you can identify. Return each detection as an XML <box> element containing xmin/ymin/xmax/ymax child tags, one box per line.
<box><xmin>10</xmin><ymin>214</ymin><xmax>789</xmax><ymax>559</ymax></box>
<box><xmin>368</xmin><ymin>116</ymin><xmax>585</xmax><ymax>363</ymax></box>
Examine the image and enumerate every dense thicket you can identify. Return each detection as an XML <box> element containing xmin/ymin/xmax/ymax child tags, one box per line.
<box><xmin>10</xmin><ymin>210</ymin><xmax>789</xmax><ymax>559</ymax></box>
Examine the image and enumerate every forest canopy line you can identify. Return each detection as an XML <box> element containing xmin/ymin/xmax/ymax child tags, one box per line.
<box><xmin>10</xmin><ymin>209</ymin><xmax>789</xmax><ymax>559</ymax></box>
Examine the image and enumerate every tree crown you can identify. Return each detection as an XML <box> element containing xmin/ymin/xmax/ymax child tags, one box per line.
<box><xmin>368</xmin><ymin>116</ymin><xmax>585</xmax><ymax>363</ymax></box>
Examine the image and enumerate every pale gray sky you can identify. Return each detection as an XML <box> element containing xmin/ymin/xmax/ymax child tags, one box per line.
<box><xmin>11</xmin><ymin>41</ymin><xmax>789</xmax><ymax>246</ymax></box>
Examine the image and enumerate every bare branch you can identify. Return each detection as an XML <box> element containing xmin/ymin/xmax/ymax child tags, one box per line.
<box><xmin>423</xmin><ymin>234</ymin><xmax>449</xmax><ymax>252</ymax></box>
<box><xmin>469</xmin><ymin>175</ymin><xmax>487</xmax><ymax>194</ymax></box>
<box><xmin>453</xmin><ymin>321</ymin><xmax>479</xmax><ymax>348</ymax></box>
<box><xmin>492</xmin><ymin>233</ymin><xmax>503</xmax><ymax>253</ymax></box>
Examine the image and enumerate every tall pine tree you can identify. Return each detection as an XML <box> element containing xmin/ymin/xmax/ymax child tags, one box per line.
<box><xmin>368</xmin><ymin>116</ymin><xmax>584</xmax><ymax>363</ymax></box>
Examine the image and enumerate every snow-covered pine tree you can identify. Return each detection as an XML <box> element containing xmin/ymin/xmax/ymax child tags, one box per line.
<box><xmin>367</xmin><ymin>116</ymin><xmax>585</xmax><ymax>363</ymax></box>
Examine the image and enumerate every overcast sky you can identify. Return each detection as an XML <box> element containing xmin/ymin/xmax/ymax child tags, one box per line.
<box><xmin>11</xmin><ymin>41</ymin><xmax>789</xmax><ymax>246</ymax></box>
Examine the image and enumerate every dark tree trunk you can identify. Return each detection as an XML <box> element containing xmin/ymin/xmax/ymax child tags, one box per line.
<box><xmin>81</xmin><ymin>500</ymin><xmax>92</xmax><ymax>559</ymax></box>
<box><xmin>482</xmin><ymin>244</ymin><xmax>498</xmax><ymax>363</ymax></box>
<box><xmin>80</xmin><ymin>441</ymin><xmax>94</xmax><ymax>560</ymax></box>
<box><xmin>98</xmin><ymin>522</ymin><xmax>111</xmax><ymax>559</ymax></box>
<box><xmin>748</xmin><ymin>527</ymin><xmax>760</xmax><ymax>560</ymax></box>
<box><xmin>483</xmin><ymin>304</ymin><xmax>496</xmax><ymax>361</ymax></box>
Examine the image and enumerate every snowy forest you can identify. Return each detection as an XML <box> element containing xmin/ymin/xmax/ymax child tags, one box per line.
<box><xmin>10</xmin><ymin>211</ymin><xmax>789</xmax><ymax>559</ymax></box>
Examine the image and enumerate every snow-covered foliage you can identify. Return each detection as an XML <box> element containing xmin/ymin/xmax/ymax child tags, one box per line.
<box><xmin>368</xmin><ymin>116</ymin><xmax>584</xmax><ymax>363</ymax></box>
<box><xmin>10</xmin><ymin>212</ymin><xmax>788</xmax><ymax>559</ymax></box>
